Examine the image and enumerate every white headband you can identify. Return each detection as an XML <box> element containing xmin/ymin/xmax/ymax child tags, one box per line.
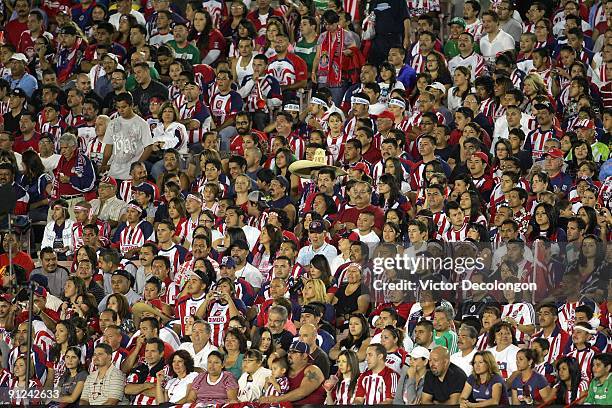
<box><xmin>388</xmin><ymin>98</ymin><xmax>406</xmax><ymax>109</ymax></box>
<box><xmin>310</xmin><ymin>97</ymin><xmax>328</xmax><ymax>108</ymax></box>
<box><xmin>351</xmin><ymin>96</ymin><xmax>369</xmax><ymax>105</ymax></box>
<box><xmin>284</xmin><ymin>103</ymin><xmax>300</xmax><ymax>111</ymax></box>
<box><xmin>127</xmin><ymin>203</ymin><xmax>143</xmax><ymax>213</ymax></box>
<box><xmin>573</xmin><ymin>325</ymin><xmax>596</xmax><ymax>335</ymax></box>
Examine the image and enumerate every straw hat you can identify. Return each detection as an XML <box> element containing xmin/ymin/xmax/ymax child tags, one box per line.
<box><xmin>288</xmin><ymin>148</ymin><xmax>347</xmax><ymax>178</ymax></box>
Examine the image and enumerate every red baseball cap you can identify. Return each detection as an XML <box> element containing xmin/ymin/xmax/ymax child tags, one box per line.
<box><xmin>543</xmin><ymin>148</ymin><xmax>564</xmax><ymax>159</ymax></box>
<box><xmin>350</xmin><ymin>162</ymin><xmax>370</xmax><ymax>176</ymax></box>
<box><xmin>471</xmin><ymin>151</ymin><xmax>489</xmax><ymax>166</ymax></box>
<box><xmin>575</xmin><ymin>119</ymin><xmax>595</xmax><ymax>130</ymax></box>
<box><xmin>100</xmin><ymin>176</ymin><xmax>117</xmax><ymax>187</ymax></box>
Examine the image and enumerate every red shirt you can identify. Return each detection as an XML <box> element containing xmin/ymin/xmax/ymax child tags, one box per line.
<box><xmin>5</xmin><ymin>19</ymin><xmax>28</xmax><ymax>47</ymax></box>
<box><xmin>13</xmin><ymin>132</ymin><xmax>41</xmax><ymax>154</ymax></box>
<box><xmin>336</xmin><ymin>204</ymin><xmax>385</xmax><ymax>231</ymax></box>
<box><xmin>0</xmin><ymin>252</ymin><xmax>35</xmax><ymax>279</ymax></box>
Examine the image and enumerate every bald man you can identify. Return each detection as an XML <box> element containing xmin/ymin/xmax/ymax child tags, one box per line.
<box><xmin>421</xmin><ymin>346</ymin><xmax>466</xmax><ymax>404</ymax></box>
<box><xmin>298</xmin><ymin>323</ymin><xmax>330</xmax><ymax>378</ymax></box>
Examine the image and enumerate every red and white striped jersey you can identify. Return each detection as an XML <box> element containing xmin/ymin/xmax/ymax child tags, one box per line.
<box><xmin>476</xmin><ymin>332</ymin><xmax>489</xmax><ymax>350</ymax></box>
<box><xmin>332</xmin><ymin>378</ymin><xmax>356</xmax><ymax>404</ymax></box>
<box><xmin>33</xmin><ymin>321</ymin><xmax>55</xmax><ymax>356</ymax></box>
<box><xmin>209</xmin><ymin>91</ymin><xmax>243</xmax><ymax>127</ymax></box>
<box><xmin>63</xmin><ymin>110</ymin><xmax>85</xmax><ymax>128</ymax></box>
<box><xmin>127</xmin><ymin>365</ymin><xmax>170</xmax><ymax>405</ymax></box>
<box><xmin>177</xmin><ymin>100</ymin><xmax>210</xmax><ymax>145</ymax></box>
<box><xmin>206</xmin><ymin>301</ymin><xmax>233</xmax><ymax>347</ymax></box>
<box><xmin>0</xmin><ymin>99</ymin><xmax>9</xmax><ymax>116</ymax></box>
<box><xmin>502</xmin><ymin>302</ymin><xmax>535</xmax><ymax>344</ymax></box>
<box><xmin>162</xmin><ymin>281</ymin><xmax>180</xmax><ymax>305</ymax></box>
<box><xmin>598</xmin><ymin>176</ymin><xmax>612</xmax><ymax>210</ymax></box>
<box><xmin>39</xmin><ymin>121</ymin><xmax>65</xmax><ymax>151</ymax></box>
<box><xmin>202</xmin><ymin>0</ymin><xmax>224</xmax><ymax>26</ymax></box>
<box><xmin>566</xmin><ymin>346</ymin><xmax>598</xmax><ymax>379</ymax></box>
<box><xmin>432</xmin><ymin>211</ymin><xmax>450</xmax><ymax>237</ymax></box>
<box><xmin>443</xmin><ymin>223</ymin><xmax>468</xmax><ymax>242</ymax></box>
<box><xmin>480</xmin><ymin>97</ymin><xmax>496</xmax><ymax>118</ymax></box>
<box><xmin>158</xmin><ymin>244</ymin><xmax>188</xmax><ymax>279</ymax></box>
<box><xmin>175</xmin><ymin>294</ymin><xmax>207</xmax><ymax>336</ymax></box>
<box><xmin>466</xmin><ymin>19</ymin><xmax>485</xmax><ymax>42</ymax></box>
<box><xmin>411</xmin><ymin>53</ymin><xmax>427</xmax><ymax>74</ymax></box>
<box><xmin>86</xmin><ymin>137</ymin><xmax>106</xmax><ymax>167</ymax></box>
<box><xmin>343</xmin><ymin>0</ymin><xmax>360</xmax><ymax>20</ymax></box>
<box><xmin>327</xmin><ymin>132</ymin><xmax>350</xmax><ymax>164</ymax></box>
<box><xmin>262</xmin><ymin>376</ymin><xmax>290</xmax><ymax>397</ymax></box>
<box><xmin>528</xmin><ymin>127</ymin><xmax>562</xmax><ymax>160</ymax></box>
<box><xmin>267</xmin><ymin>59</ymin><xmax>297</xmax><ymax>86</ymax></box>
<box><xmin>529</xmin><ymin>326</ymin><xmax>570</xmax><ymax>364</ymax></box>
<box><xmin>355</xmin><ymin>366</ymin><xmax>399</xmax><ymax>404</ymax></box>
<box><xmin>0</xmin><ymin>369</ymin><xmax>10</xmax><ymax>387</ymax></box>
<box><xmin>7</xmin><ymin>378</ymin><xmax>42</xmax><ymax>405</ymax></box>
<box><xmin>119</xmin><ymin>220</ymin><xmax>150</xmax><ymax>254</ymax></box>
<box><xmin>530</xmin><ymin>67</ymin><xmax>555</xmax><ymax>94</ymax></box>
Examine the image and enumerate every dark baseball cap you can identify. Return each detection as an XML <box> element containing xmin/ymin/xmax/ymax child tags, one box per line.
<box><xmin>534</xmin><ymin>100</ymin><xmax>554</xmax><ymax>112</ymax></box>
<box><xmin>309</xmin><ymin>219</ymin><xmax>325</xmax><ymax>233</ymax></box>
<box><xmin>301</xmin><ymin>304</ymin><xmax>322</xmax><ymax>317</ymax></box>
<box><xmin>112</xmin><ymin>269</ymin><xmax>134</xmax><ymax>286</ymax></box>
<box><xmin>11</xmin><ymin>88</ymin><xmax>26</xmax><ymax>99</ymax></box>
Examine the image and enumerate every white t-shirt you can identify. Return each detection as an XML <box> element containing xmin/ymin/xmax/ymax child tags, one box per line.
<box><xmin>487</xmin><ymin>344</ymin><xmax>520</xmax><ymax>379</ymax></box>
<box><xmin>235</xmin><ymin>263</ymin><xmax>264</xmax><ymax>289</ymax></box>
<box><xmin>450</xmin><ymin>349</ymin><xmax>477</xmax><ymax>376</ymax></box>
<box><xmin>479</xmin><ymin>29</ymin><xmax>515</xmax><ymax>63</ymax></box>
<box><xmin>179</xmin><ymin>342</ymin><xmax>218</xmax><ymax>369</ymax></box>
<box><xmin>103</xmin><ymin>114</ymin><xmax>153</xmax><ymax>180</ymax></box>
<box><xmin>166</xmin><ymin>372</ymin><xmax>199</xmax><ymax>403</ymax></box>
<box><xmin>238</xmin><ymin>366</ymin><xmax>272</xmax><ymax>402</ymax></box>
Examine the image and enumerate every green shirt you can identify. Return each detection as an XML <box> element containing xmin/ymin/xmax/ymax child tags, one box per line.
<box><xmin>585</xmin><ymin>373</ymin><xmax>612</xmax><ymax>405</ymax></box>
<box><xmin>294</xmin><ymin>38</ymin><xmax>318</xmax><ymax>75</ymax></box>
<box><xmin>443</xmin><ymin>39</ymin><xmax>460</xmax><ymax>59</ymax></box>
<box><xmin>168</xmin><ymin>41</ymin><xmax>201</xmax><ymax>65</ymax></box>
<box><xmin>433</xmin><ymin>329</ymin><xmax>458</xmax><ymax>354</ymax></box>
<box><xmin>126</xmin><ymin>66</ymin><xmax>160</xmax><ymax>91</ymax></box>
<box><xmin>565</xmin><ymin>141</ymin><xmax>610</xmax><ymax>163</ymax></box>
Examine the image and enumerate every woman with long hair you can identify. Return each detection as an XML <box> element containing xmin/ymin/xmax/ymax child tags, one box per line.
<box><xmin>567</xmin><ymin>234</ymin><xmax>608</xmax><ymax>298</ymax></box>
<box><xmin>251</xmin><ymin>327</ymin><xmax>276</xmax><ymax>365</ymax></box>
<box><xmin>383</xmin><ymin>157</ymin><xmax>410</xmax><ymax>193</ymax></box>
<box><xmin>256</xmin><ymin>19</ymin><xmax>285</xmax><ymax>58</ymax></box>
<box><xmin>49</xmin><ymin>320</ymin><xmax>79</xmax><ymax>387</ymax></box>
<box><xmin>510</xmin><ymin>349</ymin><xmax>553</xmax><ymax>404</ymax></box>
<box><xmin>378</xmin><ymin>62</ymin><xmax>405</xmax><ymax>105</ymax></box>
<box><xmin>220</xmin><ymin>1</ymin><xmax>248</xmax><ymax>38</ymax></box>
<box><xmin>18</xmin><ymin>149</ymin><xmax>53</xmax><ymax>222</ymax></box>
<box><xmin>491</xmin><ymin>139</ymin><xmax>512</xmax><ymax>180</ymax></box>
<box><xmin>152</xmin><ymin>102</ymin><xmax>189</xmax><ymax>155</ymax></box>
<box><xmin>385</xmin><ymin>208</ymin><xmax>410</xmax><ymax>245</ymax></box>
<box><xmin>567</xmin><ymin>140</ymin><xmax>594</xmax><ymax>177</ymax></box>
<box><xmin>459</xmin><ymin>190</ymin><xmax>487</xmax><ymax>226</ymax></box>
<box><xmin>74</xmin><ymin>293</ymin><xmax>100</xmax><ymax>333</ymax></box>
<box><xmin>552</xmin><ymin>357</ymin><xmax>589</xmax><ymax>405</ymax></box>
<box><xmin>301</xmin><ymin>278</ymin><xmax>335</xmax><ymax>322</ymax></box>
<box><xmin>425</xmin><ymin>51</ymin><xmax>452</xmax><ymax>86</ymax></box>
<box><xmin>459</xmin><ymin>350</ymin><xmax>508</xmax><ymax>407</ymax></box>
<box><xmin>380</xmin><ymin>326</ymin><xmax>409</xmax><ymax>373</ymax></box>
<box><xmin>329</xmin><ymin>313</ymin><xmax>371</xmax><ymax>372</ymax></box>
<box><xmin>527</xmin><ymin>202</ymin><xmax>567</xmax><ymax>243</ymax></box>
<box><xmin>523</xmin><ymin>73</ymin><xmax>550</xmax><ymax>111</ymax></box>
<box><xmin>114</xmin><ymin>14</ymin><xmax>137</xmax><ymax>50</ymax></box>
<box><xmin>312</xmin><ymin>193</ymin><xmax>338</xmax><ymax>225</ymax></box>
<box><xmin>9</xmin><ymin>356</ymin><xmax>43</xmax><ymax>404</ymax></box>
<box><xmin>55</xmin><ymin>346</ymin><xmax>88</xmax><ymax>404</ymax></box>
<box><xmin>273</xmin><ymin>147</ymin><xmax>298</xmax><ymax>185</ymax></box>
<box><xmin>377</xmin><ymin>174</ymin><xmax>411</xmax><ymax>213</ymax></box>
<box><xmin>107</xmin><ymin>293</ymin><xmax>136</xmax><ymax>335</ymax></box>
<box><xmin>189</xmin><ymin>9</ymin><xmax>226</xmax><ymax>65</ymax></box>
<box><xmin>308</xmin><ymin>256</ymin><xmax>333</xmax><ymax>289</ymax></box>
<box><xmin>228</xmin><ymin>19</ymin><xmax>257</xmax><ymax>59</ymax></box>
<box><xmin>326</xmin><ymin>112</ymin><xmax>347</xmax><ymax>165</ymax></box>
<box><xmin>156</xmin><ymin>350</ymin><xmax>199</xmax><ymax>403</ymax></box>
<box><xmin>408</xmin><ymin>72</ymin><xmax>433</xmax><ymax>112</ymax></box>
<box><xmin>252</xmin><ymin>224</ymin><xmax>282</xmax><ymax>281</ymax></box>
<box><xmin>324</xmin><ymin>349</ymin><xmax>360</xmax><ymax>404</ymax></box>
<box><xmin>448</xmin><ymin>66</ymin><xmax>472</xmax><ymax>112</ymax></box>
<box><xmin>61</xmin><ymin>276</ymin><xmax>87</xmax><ymax>319</ymax></box>
<box><xmin>41</xmin><ymin>199</ymin><xmax>74</xmax><ymax>261</ymax></box>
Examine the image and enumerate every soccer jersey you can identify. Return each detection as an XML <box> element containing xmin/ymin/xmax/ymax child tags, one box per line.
<box><xmin>355</xmin><ymin>366</ymin><xmax>399</xmax><ymax>404</ymax></box>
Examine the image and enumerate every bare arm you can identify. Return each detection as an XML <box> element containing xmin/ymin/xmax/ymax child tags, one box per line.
<box><xmin>277</xmin><ymin>366</ymin><xmax>324</xmax><ymax>402</ymax></box>
<box><xmin>101</xmin><ymin>144</ymin><xmax>113</xmax><ymax>172</ymax></box>
<box><xmin>138</xmin><ymin>145</ymin><xmax>153</xmax><ymax>162</ymax></box>
<box><xmin>58</xmin><ymin>381</ymin><xmax>85</xmax><ymax>403</ymax></box>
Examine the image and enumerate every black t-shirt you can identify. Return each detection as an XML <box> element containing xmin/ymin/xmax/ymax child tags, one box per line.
<box><xmin>311</xmin><ymin>347</ymin><xmax>331</xmax><ymax>379</ymax></box>
<box><xmin>369</xmin><ymin>0</ymin><xmax>409</xmax><ymax>35</ymax></box>
<box><xmin>132</xmin><ymin>80</ymin><xmax>169</xmax><ymax>117</ymax></box>
<box><xmin>422</xmin><ymin>363</ymin><xmax>467</xmax><ymax>403</ymax></box>
<box><xmin>3</xmin><ymin>110</ymin><xmax>23</xmax><ymax>134</ymax></box>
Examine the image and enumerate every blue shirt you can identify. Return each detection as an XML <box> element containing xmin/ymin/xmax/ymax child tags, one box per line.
<box><xmin>467</xmin><ymin>374</ymin><xmax>508</xmax><ymax>405</ymax></box>
<box><xmin>3</xmin><ymin>73</ymin><xmax>38</xmax><ymax>98</ymax></box>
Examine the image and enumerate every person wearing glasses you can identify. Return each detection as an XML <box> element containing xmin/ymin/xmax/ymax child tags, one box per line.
<box><xmin>80</xmin><ymin>343</ymin><xmax>128</xmax><ymax>405</ymax></box>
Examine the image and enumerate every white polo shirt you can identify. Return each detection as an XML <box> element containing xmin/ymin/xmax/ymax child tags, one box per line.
<box><xmin>479</xmin><ymin>29</ymin><xmax>515</xmax><ymax>63</ymax></box>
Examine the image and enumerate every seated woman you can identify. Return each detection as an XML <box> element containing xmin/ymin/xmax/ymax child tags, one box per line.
<box><xmin>332</xmin><ymin>263</ymin><xmax>370</xmax><ymax>327</ymax></box>
<box><xmin>486</xmin><ymin>321</ymin><xmax>520</xmax><ymax>380</ymax></box>
<box><xmin>55</xmin><ymin>346</ymin><xmax>88</xmax><ymax>405</ymax></box>
<box><xmin>41</xmin><ymin>199</ymin><xmax>74</xmax><ymax>260</ymax></box>
<box><xmin>459</xmin><ymin>350</ymin><xmax>509</xmax><ymax>407</ymax></box>
<box><xmin>324</xmin><ymin>350</ymin><xmax>360</xmax><ymax>404</ymax></box>
<box><xmin>155</xmin><ymin>350</ymin><xmax>199</xmax><ymax>404</ymax></box>
<box><xmin>510</xmin><ymin>349</ymin><xmax>553</xmax><ymax>405</ymax></box>
<box><xmin>183</xmin><ymin>351</ymin><xmax>239</xmax><ymax>405</ymax></box>
<box><xmin>223</xmin><ymin>328</ymin><xmax>248</xmax><ymax>380</ymax></box>
<box><xmin>329</xmin><ymin>313</ymin><xmax>371</xmax><ymax>372</ymax></box>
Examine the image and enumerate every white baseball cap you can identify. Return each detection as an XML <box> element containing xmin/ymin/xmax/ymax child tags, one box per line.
<box><xmin>9</xmin><ymin>53</ymin><xmax>28</xmax><ymax>63</ymax></box>
<box><xmin>426</xmin><ymin>82</ymin><xmax>446</xmax><ymax>94</ymax></box>
<box><xmin>410</xmin><ymin>346</ymin><xmax>430</xmax><ymax>360</ymax></box>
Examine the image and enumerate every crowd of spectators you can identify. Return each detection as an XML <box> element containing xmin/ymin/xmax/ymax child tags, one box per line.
<box><xmin>0</xmin><ymin>0</ymin><xmax>610</xmax><ymax>405</ymax></box>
